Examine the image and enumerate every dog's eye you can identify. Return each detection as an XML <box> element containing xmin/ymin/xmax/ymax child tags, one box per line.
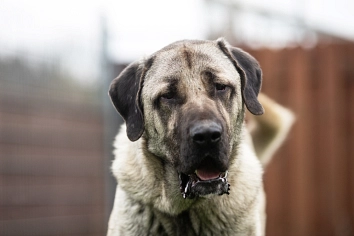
<box><xmin>204</xmin><ymin>71</ymin><xmax>215</xmax><ymax>80</ymax></box>
<box><xmin>161</xmin><ymin>92</ymin><xmax>175</xmax><ymax>100</ymax></box>
<box><xmin>215</xmin><ymin>83</ymin><xmax>227</xmax><ymax>91</ymax></box>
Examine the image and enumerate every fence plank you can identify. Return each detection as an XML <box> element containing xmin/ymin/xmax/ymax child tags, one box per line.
<box><xmin>348</xmin><ymin>44</ymin><xmax>354</xmax><ymax>233</ymax></box>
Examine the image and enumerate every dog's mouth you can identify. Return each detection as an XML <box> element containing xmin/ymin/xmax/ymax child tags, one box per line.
<box><xmin>179</xmin><ymin>159</ymin><xmax>230</xmax><ymax>199</ymax></box>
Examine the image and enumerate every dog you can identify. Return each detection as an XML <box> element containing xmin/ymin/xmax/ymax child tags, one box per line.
<box><xmin>107</xmin><ymin>38</ymin><xmax>294</xmax><ymax>235</ymax></box>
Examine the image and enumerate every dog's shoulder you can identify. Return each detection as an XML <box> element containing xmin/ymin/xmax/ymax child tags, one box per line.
<box><xmin>111</xmin><ymin>125</ymin><xmax>161</xmax><ymax>201</ymax></box>
<box><xmin>111</xmin><ymin>124</ymin><xmax>137</xmax><ymax>179</ymax></box>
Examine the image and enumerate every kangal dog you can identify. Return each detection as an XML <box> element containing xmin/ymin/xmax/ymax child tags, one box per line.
<box><xmin>107</xmin><ymin>38</ymin><xmax>294</xmax><ymax>236</ymax></box>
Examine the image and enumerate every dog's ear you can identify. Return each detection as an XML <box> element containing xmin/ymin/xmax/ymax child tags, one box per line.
<box><xmin>108</xmin><ymin>58</ymin><xmax>153</xmax><ymax>141</ymax></box>
<box><xmin>217</xmin><ymin>38</ymin><xmax>264</xmax><ymax>115</ymax></box>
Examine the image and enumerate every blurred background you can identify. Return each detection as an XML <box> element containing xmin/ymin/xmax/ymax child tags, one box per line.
<box><xmin>0</xmin><ymin>0</ymin><xmax>353</xmax><ymax>235</ymax></box>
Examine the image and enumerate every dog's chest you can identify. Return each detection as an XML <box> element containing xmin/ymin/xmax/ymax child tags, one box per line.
<box><xmin>148</xmin><ymin>209</ymin><xmax>196</xmax><ymax>236</ymax></box>
<box><xmin>149</xmin><ymin>207</ymin><xmax>239</xmax><ymax>236</ymax></box>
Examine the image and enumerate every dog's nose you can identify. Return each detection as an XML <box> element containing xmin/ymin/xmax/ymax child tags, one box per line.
<box><xmin>190</xmin><ymin>121</ymin><xmax>222</xmax><ymax>146</ymax></box>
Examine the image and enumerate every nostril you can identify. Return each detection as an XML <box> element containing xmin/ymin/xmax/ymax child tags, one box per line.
<box><xmin>211</xmin><ymin>131</ymin><xmax>221</xmax><ymax>143</ymax></box>
<box><xmin>193</xmin><ymin>133</ymin><xmax>206</xmax><ymax>144</ymax></box>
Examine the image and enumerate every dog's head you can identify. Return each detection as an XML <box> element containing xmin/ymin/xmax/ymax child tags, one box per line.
<box><xmin>109</xmin><ymin>38</ymin><xmax>263</xmax><ymax>199</ymax></box>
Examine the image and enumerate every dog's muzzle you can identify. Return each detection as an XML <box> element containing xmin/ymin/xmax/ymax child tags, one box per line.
<box><xmin>178</xmin><ymin>120</ymin><xmax>230</xmax><ymax>199</ymax></box>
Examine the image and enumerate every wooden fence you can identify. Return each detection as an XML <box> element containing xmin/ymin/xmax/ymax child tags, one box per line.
<box><xmin>246</xmin><ymin>43</ymin><xmax>354</xmax><ymax>236</ymax></box>
<box><xmin>0</xmin><ymin>59</ymin><xmax>106</xmax><ymax>235</ymax></box>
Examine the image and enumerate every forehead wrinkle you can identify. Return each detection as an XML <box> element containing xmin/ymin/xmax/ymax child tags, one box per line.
<box><xmin>172</xmin><ymin>50</ymin><xmax>214</xmax><ymax>68</ymax></box>
<box><xmin>154</xmin><ymin>77</ymin><xmax>178</xmax><ymax>92</ymax></box>
<box><xmin>181</xmin><ymin>46</ymin><xmax>192</xmax><ymax>69</ymax></box>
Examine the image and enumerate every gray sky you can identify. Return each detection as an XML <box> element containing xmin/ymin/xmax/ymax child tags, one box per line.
<box><xmin>0</xmin><ymin>0</ymin><xmax>353</xmax><ymax>82</ymax></box>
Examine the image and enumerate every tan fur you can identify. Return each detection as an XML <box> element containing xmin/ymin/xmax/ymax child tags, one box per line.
<box><xmin>107</xmin><ymin>39</ymin><xmax>294</xmax><ymax>236</ymax></box>
<box><xmin>247</xmin><ymin>94</ymin><xmax>295</xmax><ymax>167</ymax></box>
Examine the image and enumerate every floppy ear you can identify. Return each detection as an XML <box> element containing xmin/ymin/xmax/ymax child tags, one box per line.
<box><xmin>109</xmin><ymin>59</ymin><xmax>153</xmax><ymax>141</ymax></box>
<box><xmin>217</xmin><ymin>38</ymin><xmax>264</xmax><ymax>115</ymax></box>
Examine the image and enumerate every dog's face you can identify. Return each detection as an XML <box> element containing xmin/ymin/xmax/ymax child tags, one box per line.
<box><xmin>109</xmin><ymin>39</ymin><xmax>263</xmax><ymax>199</ymax></box>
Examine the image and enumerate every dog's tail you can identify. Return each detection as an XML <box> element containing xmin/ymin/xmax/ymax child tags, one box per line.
<box><xmin>246</xmin><ymin>93</ymin><xmax>295</xmax><ymax>168</ymax></box>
